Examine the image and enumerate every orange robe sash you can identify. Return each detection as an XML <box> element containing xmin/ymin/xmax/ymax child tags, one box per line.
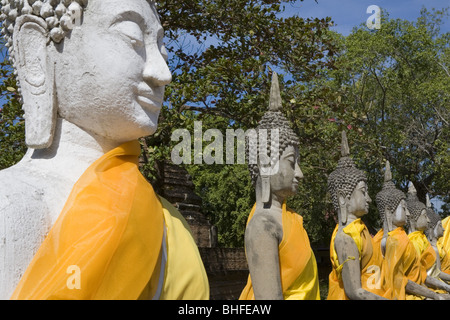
<box><xmin>408</xmin><ymin>231</ymin><xmax>436</xmax><ymax>282</ymax></box>
<box><xmin>327</xmin><ymin>219</ymin><xmax>384</xmax><ymax>300</ymax></box>
<box><xmin>382</xmin><ymin>227</ymin><xmax>423</xmax><ymax>300</ymax></box>
<box><xmin>11</xmin><ymin>141</ymin><xmax>165</xmax><ymax>299</ymax></box>
<box><xmin>239</xmin><ymin>202</ymin><xmax>320</xmax><ymax>300</ymax></box>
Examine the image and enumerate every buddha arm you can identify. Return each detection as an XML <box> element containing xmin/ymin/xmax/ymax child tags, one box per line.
<box><xmin>425</xmin><ymin>275</ymin><xmax>450</xmax><ymax>294</ymax></box>
<box><xmin>335</xmin><ymin>233</ymin><xmax>387</xmax><ymax>300</ymax></box>
<box><xmin>244</xmin><ymin>214</ymin><xmax>283</xmax><ymax>300</ymax></box>
<box><xmin>438</xmin><ymin>271</ymin><xmax>450</xmax><ymax>284</ymax></box>
<box><xmin>405</xmin><ymin>280</ymin><xmax>445</xmax><ymax>300</ymax></box>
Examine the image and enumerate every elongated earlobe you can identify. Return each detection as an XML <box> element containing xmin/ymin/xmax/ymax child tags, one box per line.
<box><xmin>14</xmin><ymin>15</ymin><xmax>56</xmax><ymax>149</ymax></box>
<box><xmin>258</xmin><ymin>153</ymin><xmax>271</xmax><ymax>205</ymax></box>
<box><xmin>338</xmin><ymin>192</ymin><xmax>348</xmax><ymax>225</ymax></box>
<box><xmin>385</xmin><ymin>208</ymin><xmax>393</xmax><ymax>231</ymax></box>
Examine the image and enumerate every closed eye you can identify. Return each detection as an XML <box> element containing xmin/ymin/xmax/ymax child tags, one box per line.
<box><xmin>111</xmin><ymin>20</ymin><xmax>145</xmax><ymax>48</ymax></box>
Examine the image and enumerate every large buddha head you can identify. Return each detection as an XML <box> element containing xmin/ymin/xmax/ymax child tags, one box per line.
<box><xmin>425</xmin><ymin>194</ymin><xmax>444</xmax><ymax>241</ymax></box>
<box><xmin>327</xmin><ymin>131</ymin><xmax>371</xmax><ymax>225</ymax></box>
<box><xmin>375</xmin><ymin>161</ymin><xmax>408</xmax><ymax>230</ymax></box>
<box><xmin>246</xmin><ymin>72</ymin><xmax>303</xmax><ymax>205</ymax></box>
<box><xmin>406</xmin><ymin>183</ymin><xmax>430</xmax><ymax>233</ymax></box>
<box><xmin>1</xmin><ymin>0</ymin><xmax>172</xmax><ymax>149</ymax></box>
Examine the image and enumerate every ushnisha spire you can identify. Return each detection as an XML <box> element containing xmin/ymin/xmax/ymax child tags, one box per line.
<box><xmin>340</xmin><ymin>130</ymin><xmax>350</xmax><ymax>157</ymax></box>
<box><xmin>408</xmin><ymin>181</ymin><xmax>417</xmax><ymax>195</ymax></box>
<box><xmin>384</xmin><ymin>160</ymin><xmax>392</xmax><ymax>182</ymax></box>
<box><xmin>269</xmin><ymin>72</ymin><xmax>282</xmax><ymax>112</ymax></box>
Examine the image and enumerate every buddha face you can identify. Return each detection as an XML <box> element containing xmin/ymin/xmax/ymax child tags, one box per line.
<box><xmin>345</xmin><ymin>180</ymin><xmax>371</xmax><ymax>218</ymax></box>
<box><xmin>392</xmin><ymin>199</ymin><xmax>408</xmax><ymax>227</ymax></box>
<box><xmin>415</xmin><ymin>209</ymin><xmax>430</xmax><ymax>232</ymax></box>
<box><xmin>433</xmin><ymin>221</ymin><xmax>444</xmax><ymax>239</ymax></box>
<box><xmin>53</xmin><ymin>0</ymin><xmax>172</xmax><ymax>142</ymax></box>
<box><xmin>269</xmin><ymin>145</ymin><xmax>303</xmax><ymax>200</ymax></box>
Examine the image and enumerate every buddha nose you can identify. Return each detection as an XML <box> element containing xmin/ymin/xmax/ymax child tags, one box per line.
<box><xmin>295</xmin><ymin>162</ymin><xmax>304</xmax><ymax>180</ymax></box>
<box><xmin>143</xmin><ymin>51</ymin><xmax>172</xmax><ymax>87</ymax></box>
<box><xmin>405</xmin><ymin>208</ymin><xmax>410</xmax><ymax>216</ymax></box>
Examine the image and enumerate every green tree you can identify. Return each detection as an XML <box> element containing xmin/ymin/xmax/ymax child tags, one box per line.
<box><xmin>327</xmin><ymin>7</ymin><xmax>450</xmax><ymax>225</ymax></box>
<box><xmin>0</xmin><ymin>40</ymin><xmax>25</xmax><ymax>170</ymax></box>
<box><xmin>1</xmin><ymin>1</ymin><xmax>339</xmax><ymax>248</ymax></box>
<box><xmin>144</xmin><ymin>0</ymin><xmax>340</xmax><ymax>247</ymax></box>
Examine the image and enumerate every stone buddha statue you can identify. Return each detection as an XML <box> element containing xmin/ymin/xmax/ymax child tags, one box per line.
<box><xmin>425</xmin><ymin>195</ymin><xmax>450</xmax><ymax>286</ymax></box>
<box><xmin>326</xmin><ymin>131</ymin><xmax>386</xmax><ymax>300</ymax></box>
<box><xmin>0</xmin><ymin>0</ymin><xmax>208</xmax><ymax>300</ymax></box>
<box><xmin>433</xmin><ymin>198</ymin><xmax>450</xmax><ymax>275</ymax></box>
<box><xmin>239</xmin><ymin>72</ymin><xmax>320</xmax><ymax>300</ymax></box>
<box><xmin>406</xmin><ymin>184</ymin><xmax>450</xmax><ymax>296</ymax></box>
<box><xmin>375</xmin><ymin>161</ymin><xmax>406</xmax><ymax>255</ymax></box>
<box><xmin>376</xmin><ymin>162</ymin><xmax>446</xmax><ymax>300</ymax></box>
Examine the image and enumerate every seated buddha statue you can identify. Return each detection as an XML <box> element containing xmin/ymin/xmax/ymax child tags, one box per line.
<box><xmin>424</xmin><ymin>195</ymin><xmax>450</xmax><ymax>286</ymax></box>
<box><xmin>406</xmin><ymin>184</ymin><xmax>450</xmax><ymax>296</ymax></box>
<box><xmin>376</xmin><ymin>162</ymin><xmax>446</xmax><ymax>300</ymax></box>
<box><xmin>0</xmin><ymin>0</ymin><xmax>208</xmax><ymax>300</ymax></box>
<box><xmin>326</xmin><ymin>131</ymin><xmax>386</xmax><ymax>300</ymax></box>
<box><xmin>239</xmin><ymin>73</ymin><xmax>320</xmax><ymax>300</ymax></box>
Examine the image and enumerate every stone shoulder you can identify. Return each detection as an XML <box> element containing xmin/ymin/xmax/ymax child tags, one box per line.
<box><xmin>246</xmin><ymin>209</ymin><xmax>283</xmax><ymax>242</ymax></box>
<box><xmin>0</xmin><ymin>165</ymin><xmax>49</xmax><ymax>212</ymax></box>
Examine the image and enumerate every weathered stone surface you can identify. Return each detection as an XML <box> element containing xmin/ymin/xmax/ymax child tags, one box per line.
<box><xmin>0</xmin><ymin>0</ymin><xmax>172</xmax><ymax>299</ymax></box>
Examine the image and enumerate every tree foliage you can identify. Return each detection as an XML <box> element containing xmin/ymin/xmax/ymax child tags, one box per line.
<box><xmin>148</xmin><ymin>0</ymin><xmax>340</xmax><ymax>247</ymax></box>
<box><xmin>327</xmin><ymin>8</ymin><xmax>450</xmax><ymax>224</ymax></box>
<box><xmin>0</xmin><ymin>40</ymin><xmax>25</xmax><ymax>170</ymax></box>
<box><xmin>0</xmin><ymin>2</ymin><xmax>448</xmax><ymax>248</ymax></box>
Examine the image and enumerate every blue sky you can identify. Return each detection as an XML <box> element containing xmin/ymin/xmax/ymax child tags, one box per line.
<box><xmin>1</xmin><ymin>1</ymin><xmax>448</xmax><ymax>209</ymax></box>
<box><xmin>281</xmin><ymin>0</ymin><xmax>448</xmax><ymax>211</ymax></box>
<box><xmin>281</xmin><ymin>0</ymin><xmax>449</xmax><ymax>35</ymax></box>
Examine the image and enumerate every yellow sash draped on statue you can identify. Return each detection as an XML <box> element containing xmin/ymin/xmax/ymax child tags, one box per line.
<box><xmin>10</xmin><ymin>140</ymin><xmax>208</xmax><ymax>300</ymax></box>
<box><xmin>437</xmin><ymin>237</ymin><xmax>450</xmax><ymax>275</ymax></box>
<box><xmin>327</xmin><ymin>219</ymin><xmax>384</xmax><ymax>300</ymax></box>
<box><xmin>440</xmin><ymin>217</ymin><xmax>450</xmax><ymax>274</ymax></box>
<box><xmin>408</xmin><ymin>231</ymin><xmax>436</xmax><ymax>282</ymax></box>
<box><xmin>382</xmin><ymin>227</ymin><xmax>423</xmax><ymax>300</ymax></box>
<box><xmin>442</xmin><ymin>217</ymin><xmax>450</xmax><ymax>252</ymax></box>
<box><xmin>239</xmin><ymin>202</ymin><xmax>320</xmax><ymax>300</ymax></box>
<box><xmin>372</xmin><ymin>229</ymin><xmax>385</xmax><ymax>264</ymax></box>
<box><xmin>156</xmin><ymin>197</ymin><xmax>209</xmax><ymax>300</ymax></box>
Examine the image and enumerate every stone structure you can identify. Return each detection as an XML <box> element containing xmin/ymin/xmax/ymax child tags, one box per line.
<box><xmin>161</xmin><ymin>161</ymin><xmax>214</xmax><ymax>248</ymax></box>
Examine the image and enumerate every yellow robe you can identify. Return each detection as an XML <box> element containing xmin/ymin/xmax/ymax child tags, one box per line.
<box><xmin>408</xmin><ymin>231</ymin><xmax>436</xmax><ymax>282</ymax></box>
<box><xmin>11</xmin><ymin>141</ymin><xmax>209</xmax><ymax>300</ymax></box>
<box><xmin>382</xmin><ymin>227</ymin><xmax>423</xmax><ymax>300</ymax></box>
<box><xmin>437</xmin><ymin>237</ymin><xmax>450</xmax><ymax>275</ymax></box>
<box><xmin>327</xmin><ymin>219</ymin><xmax>384</xmax><ymax>300</ymax></box>
<box><xmin>239</xmin><ymin>203</ymin><xmax>320</xmax><ymax>300</ymax></box>
<box><xmin>442</xmin><ymin>216</ymin><xmax>450</xmax><ymax>252</ymax></box>
<box><xmin>372</xmin><ymin>229</ymin><xmax>385</xmax><ymax>265</ymax></box>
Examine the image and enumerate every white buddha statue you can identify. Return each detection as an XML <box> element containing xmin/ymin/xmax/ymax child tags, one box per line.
<box><xmin>0</xmin><ymin>0</ymin><xmax>208</xmax><ymax>300</ymax></box>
